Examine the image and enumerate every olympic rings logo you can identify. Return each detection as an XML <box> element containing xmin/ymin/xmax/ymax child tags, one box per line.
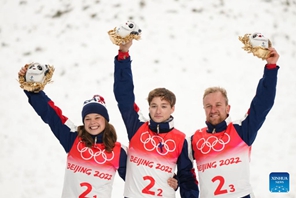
<box><xmin>140</xmin><ymin>131</ymin><xmax>176</xmax><ymax>155</ymax></box>
<box><xmin>77</xmin><ymin>141</ymin><xmax>114</xmax><ymax>164</ymax></box>
<box><xmin>196</xmin><ymin>133</ymin><xmax>230</xmax><ymax>154</ymax></box>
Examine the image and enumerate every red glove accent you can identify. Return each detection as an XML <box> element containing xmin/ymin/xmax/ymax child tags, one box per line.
<box><xmin>266</xmin><ymin>64</ymin><xmax>277</xmax><ymax>69</ymax></box>
<box><xmin>118</xmin><ymin>50</ymin><xmax>130</xmax><ymax>60</ymax></box>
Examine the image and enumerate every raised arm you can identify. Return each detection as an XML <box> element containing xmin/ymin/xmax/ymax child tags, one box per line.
<box><xmin>19</xmin><ymin>66</ymin><xmax>77</xmax><ymax>153</ymax></box>
<box><xmin>113</xmin><ymin>41</ymin><xmax>143</xmax><ymax>140</ymax></box>
<box><xmin>235</xmin><ymin>47</ymin><xmax>280</xmax><ymax>145</ymax></box>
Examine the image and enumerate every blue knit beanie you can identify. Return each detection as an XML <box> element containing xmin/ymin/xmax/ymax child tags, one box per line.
<box><xmin>82</xmin><ymin>95</ymin><xmax>109</xmax><ymax>123</ymax></box>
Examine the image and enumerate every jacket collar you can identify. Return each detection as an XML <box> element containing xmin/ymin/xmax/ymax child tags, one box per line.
<box><xmin>91</xmin><ymin>132</ymin><xmax>104</xmax><ymax>143</ymax></box>
<box><xmin>206</xmin><ymin>116</ymin><xmax>231</xmax><ymax>133</ymax></box>
<box><xmin>148</xmin><ymin>115</ymin><xmax>174</xmax><ymax>134</ymax></box>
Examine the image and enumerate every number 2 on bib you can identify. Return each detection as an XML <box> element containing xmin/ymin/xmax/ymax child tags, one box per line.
<box><xmin>79</xmin><ymin>182</ymin><xmax>97</xmax><ymax>198</ymax></box>
<box><xmin>142</xmin><ymin>176</ymin><xmax>163</xmax><ymax>196</ymax></box>
<box><xmin>212</xmin><ymin>175</ymin><xmax>235</xmax><ymax>195</ymax></box>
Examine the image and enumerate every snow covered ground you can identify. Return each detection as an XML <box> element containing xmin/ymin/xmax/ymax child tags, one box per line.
<box><xmin>0</xmin><ymin>0</ymin><xmax>295</xmax><ymax>197</ymax></box>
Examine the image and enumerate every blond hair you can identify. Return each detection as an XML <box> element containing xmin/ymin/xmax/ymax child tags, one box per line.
<box><xmin>203</xmin><ymin>87</ymin><xmax>229</xmax><ymax>105</ymax></box>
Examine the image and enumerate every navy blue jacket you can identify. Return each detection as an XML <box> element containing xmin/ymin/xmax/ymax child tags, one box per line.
<box><xmin>200</xmin><ymin>66</ymin><xmax>279</xmax><ymax>145</ymax></box>
<box><xmin>113</xmin><ymin>56</ymin><xmax>199</xmax><ymax>198</ymax></box>
<box><xmin>191</xmin><ymin>65</ymin><xmax>279</xmax><ymax>198</ymax></box>
<box><xmin>24</xmin><ymin>90</ymin><xmax>127</xmax><ymax>181</ymax></box>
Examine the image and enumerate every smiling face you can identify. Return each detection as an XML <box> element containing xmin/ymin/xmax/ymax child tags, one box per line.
<box><xmin>83</xmin><ymin>113</ymin><xmax>106</xmax><ymax>135</ymax></box>
<box><xmin>149</xmin><ymin>97</ymin><xmax>175</xmax><ymax>123</ymax></box>
<box><xmin>203</xmin><ymin>91</ymin><xmax>230</xmax><ymax>126</ymax></box>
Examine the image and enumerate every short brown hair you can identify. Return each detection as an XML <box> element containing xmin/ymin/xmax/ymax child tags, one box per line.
<box><xmin>147</xmin><ymin>88</ymin><xmax>176</xmax><ymax>107</ymax></box>
<box><xmin>203</xmin><ymin>87</ymin><xmax>229</xmax><ymax>105</ymax></box>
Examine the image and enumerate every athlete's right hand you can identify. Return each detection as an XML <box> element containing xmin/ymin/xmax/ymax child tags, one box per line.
<box><xmin>266</xmin><ymin>47</ymin><xmax>279</xmax><ymax>65</ymax></box>
<box><xmin>18</xmin><ymin>66</ymin><xmax>27</xmax><ymax>76</ymax></box>
<box><xmin>119</xmin><ymin>40</ymin><xmax>133</xmax><ymax>52</ymax></box>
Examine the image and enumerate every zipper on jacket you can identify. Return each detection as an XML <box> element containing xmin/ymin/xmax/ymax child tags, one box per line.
<box><xmin>212</xmin><ymin>128</ymin><xmax>216</xmax><ymax>134</ymax></box>
<box><xmin>157</xmin><ymin>124</ymin><xmax>160</xmax><ymax>134</ymax></box>
<box><xmin>94</xmin><ymin>136</ymin><xmax>97</xmax><ymax>144</ymax></box>
<box><xmin>157</xmin><ymin>124</ymin><xmax>164</xmax><ymax>152</ymax></box>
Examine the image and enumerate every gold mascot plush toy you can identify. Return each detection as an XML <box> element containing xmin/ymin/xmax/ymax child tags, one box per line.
<box><xmin>108</xmin><ymin>20</ymin><xmax>142</xmax><ymax>45</ymax></box>
<box><xmin>18</xmin><ymin>62</ymin><xmax>54</xmax><ymax>93</ymax></box>
<box><xmin>239</xmin><ymin>32</ymin><xmax>272</xmax><ymax>60</ymax></box>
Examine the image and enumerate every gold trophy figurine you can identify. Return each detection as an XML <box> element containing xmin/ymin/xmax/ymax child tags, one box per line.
<box><xmin>239</xmin><ymin>32</ymin><xmax>272</xmax><ymax>60</ymax></box>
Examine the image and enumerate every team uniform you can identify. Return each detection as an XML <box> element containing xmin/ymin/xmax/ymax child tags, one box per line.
<box><xmin>24</xmin><ymin>91</ymin><xmax>127</xmax><ymax>198</ymax></box>
<box><xmin>190</xmin><ymin>65</ymin><xmax>279</xmax><ymax>198</ymax></box>
<box><xmin>113</xmin><ymin>53</ymin><xmax>199</xmax><ymax>198</ymax></box>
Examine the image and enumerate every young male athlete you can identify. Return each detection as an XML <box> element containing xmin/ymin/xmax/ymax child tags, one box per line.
<box><xmin>113</xmin><ymin>40</ymin><xmax>199</xmax><ymax>197</ymax></box>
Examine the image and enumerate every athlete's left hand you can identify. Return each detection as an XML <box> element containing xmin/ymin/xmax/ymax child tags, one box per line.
<box><xmin>167</xmin><ymin>176</ymin><xmax>178</xmax><ymax>190</ymax></box>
